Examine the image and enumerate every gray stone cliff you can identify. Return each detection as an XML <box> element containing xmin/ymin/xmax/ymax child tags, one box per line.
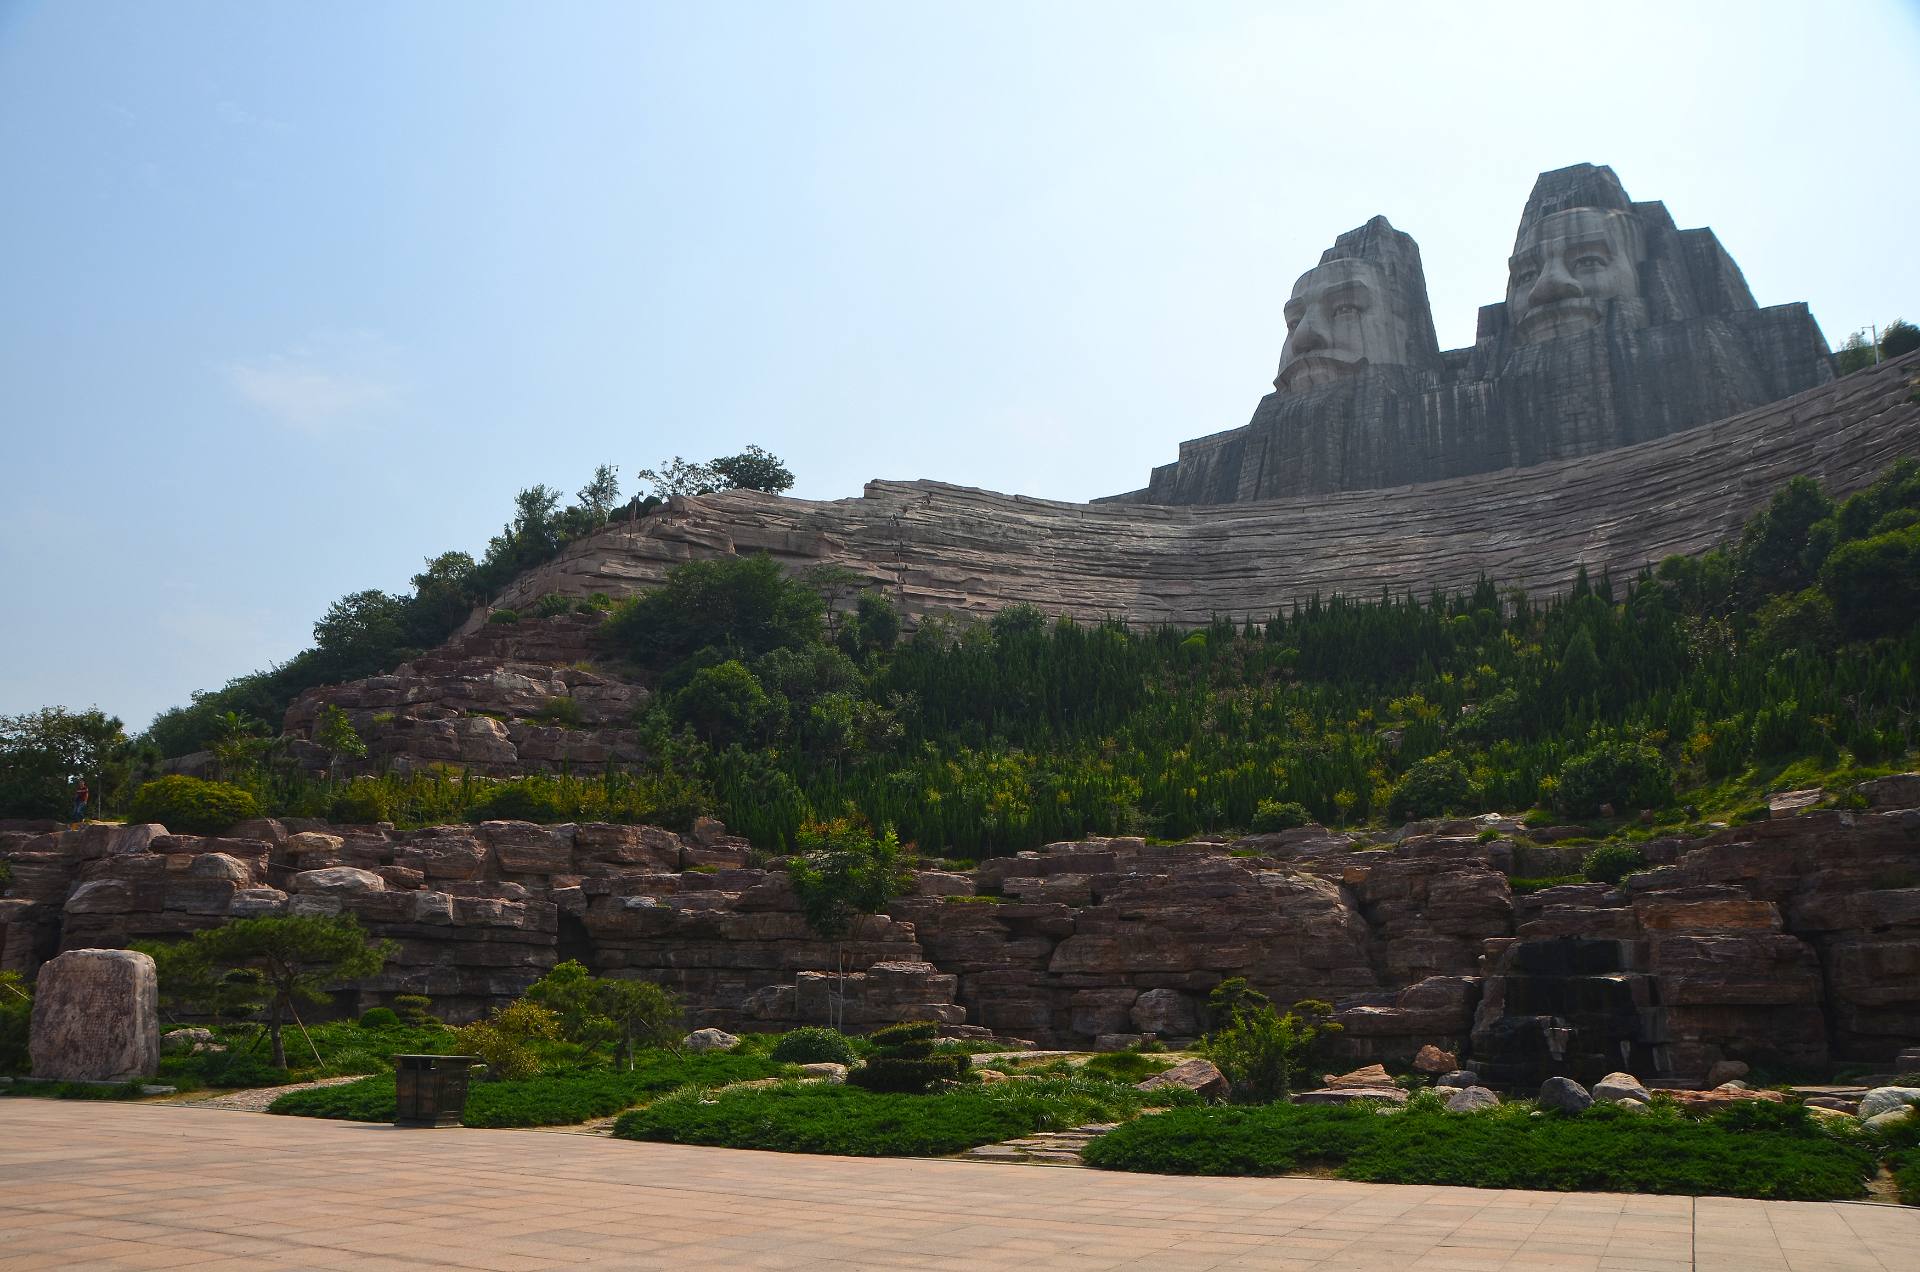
<box><xmin>1115</xmin><ymin>164</ymin><xmax>1837</xmax><ymax>503</ymax></box>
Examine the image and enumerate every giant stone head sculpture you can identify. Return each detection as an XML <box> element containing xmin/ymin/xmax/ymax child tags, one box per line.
<box><xmin>1505</xmin><ymin>164</ymin><xmax>1647</xmax><ymax>344</ymax></box>
<box><xmin>1275</xmin><ymin>215</ymin><xmax>1439</xmax><ymax>393</ymax></box>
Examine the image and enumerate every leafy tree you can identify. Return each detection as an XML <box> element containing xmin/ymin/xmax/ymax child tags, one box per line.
<box><xmin>1387</xmin><ymin>753</ymin><xmax>1476</xmax><ymax>821</ymax></box>
<box><xmin>453</xmin><ymin>1000</ymin><xmax>560</xmax><ymax>1081</ymax></box>
<box><xmin>137</xmin><ymin>938</ymin><xmax>270</xmax><ymax>1027</ymax></box>
<box><xmin>638</xmin><ymin>446</ymin><xmax>793</xmax><ymax>499</ymax></box>
<box><xmin>1554</xmin><ymin>740</ymin><xmax>1672</xmax><ymax>817</ymax></box>
<box><xmin>709</xmin><ymin>445</ymin><xmax>795</xmax><ymax>494</ymax></box>
<box><xmin>1820</xmin><ymin>523</ymin><xmax>1920</xmax><ymax>639</ymax></box>
<box><xmin>1880</xmin><ymin>318</ymin><xmax>1919</xmax><ymax>359</ymax></box>
<box><xmin>607</xmin><ymin>554</ymin><xmax>824</xmax><ymax>669</ymax></box>
<box><xmin>636</xmin><ymin>456</ymin><xmax>722</xmax><ymax>499</ymax></box>
<box><xmin>1202</xmin><ymin>994</ymin><xmax>1341</xmax><ymax>1103</ymax></box>
<box><xmin>671</xmin><ymin>661</ymin><xmax>779</xmax><ymax>745</ymax></box>
<box><xmin>156</xmin><ymin>916</ymin><xmax>395</xmax><ymax>1068</ymax></box>
<box><xmin>313</xmin><ymin>704</ymin><xmax>368</xmax><ymax>772</ymax></box>
<box><xmin>574</xmin><ymin>463</ymin><xmax>622</xmax><ymax>526</ymax></box>
<box><xmin>788</xmin><ymin>818</ymin><xmax>909</xmax><ymax>1029</ymax></box>
<box><xmin>1837</xmin><ymin>330</ymin><xmax>1877</xmax><ymax>375</ymax></box>
<box><xmin>0</xmin><ymin>707</ymin><xmax>129</xmax><ymax>819</ymax></box>
<box><xmin>592</xmin><ymin>976</ymin><xmax>682</xmax><ymax>1069</ymax></box>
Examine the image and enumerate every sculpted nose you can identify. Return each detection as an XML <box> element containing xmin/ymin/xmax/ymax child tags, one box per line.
<box><xmin>1530</xmin><ymin>261</ymin><xmax>1581</xmax><ymax>306</ymax></box>
<box><xmin>1291</xmin><ymin>321</ymin><xmax>1328</xmax><ymax>354</ymax></box>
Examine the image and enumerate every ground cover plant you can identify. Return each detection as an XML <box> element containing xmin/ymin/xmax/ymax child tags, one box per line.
<box><xmin>270</xmin><ymin>1051</ymin><xmax>787</xmax><ymax>1127</ymax></box>
<box><xmin>613</xmin><ymin>1075</ymin><xmax>1196</xmax><ymax>1157</ymax></box>
<box><xmin>1080</xmin><ymin>1094</ymin><xmax>1877</xmax><ymax>1201</ymax></box>
<box><xmin>153</xmin><ymin>1016</ymin><xmax>457</xmax><ymax>1091</ymax></box>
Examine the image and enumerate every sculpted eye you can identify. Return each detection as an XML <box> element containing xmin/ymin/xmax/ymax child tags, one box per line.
<box><xmin>1573</xmin><ymin>254</ymin><xmax>1608</xmax><ymax>272</ymax></box>
<box><xmin>1332</xmin><ymin>303</ymin><xmax>1362</xmax><ymax>320</ymax></box>
<box><xmin>1513</xmin><ymin>268</ymin><xmax>1538</xmax><ymax>287</ymax></box>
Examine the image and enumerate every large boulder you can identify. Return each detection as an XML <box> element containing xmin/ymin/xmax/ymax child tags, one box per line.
<box><xmin>1859</xmin><ymin>1086</ymin><xmax>1920</xmax><ymax>1120</ymax></box>
<box><xmin>1323</xmin><ymin>1063</ymin><xmax>1393</xmax><ymax>1089</ymax></box>
<box><xmin>1445</xmin><ymin>1085</ymin><xmax>1500</xmax><ymax>1112</ymax></box>
<box><xmin>1412</xmin><ymin>1044</ymin><xmax>1457</xmax><ymax>1074</ymax></box>
<box><xmin>289</xmin><ymin>866</ymin><xmax>385</xmax><ymax>895</ymax></box>
<box><xmin>28</xmin><ymin>949</ymin><xmax>159</xmax><ymax>1081</ymax></box>
<box><xmin>1538</xmin><ymin>1077</ymin><xmax>1592</xmax><ymax>1114</ymax></box>
<box><xmin>683</xmin><ymin>1028</ymin><xmax>739</xmax><ymax>1053</ymax></box>
<box><xmin>1591</xmin><ymin>1072</ymin><xmax>1651</xmax><ymax>1104</ymax></box>
<box><xmin>1136</xmin><ymin>1058</ymin><xmax>1228</xmax><ymax>1101</ymax></box>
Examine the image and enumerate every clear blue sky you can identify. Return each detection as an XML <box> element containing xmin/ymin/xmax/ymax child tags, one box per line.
<box><xmin>4</xmin><ymin>0</ymin><xmax>1919</xmax><ymax>733</ymax></box>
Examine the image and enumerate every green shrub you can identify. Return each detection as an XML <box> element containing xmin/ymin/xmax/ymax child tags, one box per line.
<box><xmin>1083</xmin><ymin>1098</ymin><xmax>1875</xmax><ymax>1200</ymax></box>
<box><xmin>454</xmin><ymin>1001</ymin><xmax>561</xmax><ymax>1082</ymax></box>
<box><xmin>1388</xmin><ymin>754</ymin><xmax>1476</xmax><ymax>821</ymax></box>
<box><xmin>357</xmin><ymin>1007</ymin><xmax>401</xmax><ymax>1030</ymax></box>
<box><xmin>1079</xmin><ymin>1051</ymin><xmax>1175</xmax><ymax>1083</ymax></box>
<box><xmin>1554</xmin><ymin>741</ymin><xmax>1672</xmax><ymax>817</ymax></box>
<box><xmin>1820</xmin><ymin>523</ymin><xmax>1920</xmax><ymax>639</ymax></box>
<box><xmin>1250</xmin><ymin>800</ymin><xmax>1311</xmax><ymax>833</ymax></box>
<box><xmin>329</xmin><ymin>778</ymin><xmax>392</xmax><ymax>825</ymax></box>
<box><xmin>847</xmin><ymin>1020</ymin><xmax>967</xmax><ymax>1094</ymax></box>
<box><xmin>530</xmin><ymin>696</ymin><xmax>584</xmax><ymax>729</ymax></box>
<box><xmin>0</xmin><ymin>971</ymin><xmax>31</xmax><ymax>1073</ymax></box>
<box><xmin>487</xmin><ymin>609</ymin><xmax>520</xmax><ymax>625</ymax></box>
<box><xmin>468</xmin><ymin>778</ymin><xmax>573</xmax><ymax>824</ymax></box>
<box><xmin>1582</xmin><ymin>843</ymin><xmax>1648</xmax><ymax>885</ymax></box>
<box><xmin>533</xmin><ymin>593</ymin><xmax>573</xmax><ymax>620</ymax></box>
<box><xmin>126</xmin><ymin>775</ymin><xmax>261</xmax><ymax>834</ymax></box>
<box><xmin>615</xmin><ymin>1075</ymin><xmax>1186</xmax><ymax>1157</ymax></box>
<box><xmin>770</xmin><ymin>1027</ymin><xmax>858</xmax><ymax>1067</ymax></box>
<box><xmin>271</xmin><ymin>1052</ymin><xmax>786</xmax><ymax>1126</ymax></box>
<box><xmin>1203</xmin><ymin>995</ymin><xmax>1341</xmax><ymax>1103</ymax></box>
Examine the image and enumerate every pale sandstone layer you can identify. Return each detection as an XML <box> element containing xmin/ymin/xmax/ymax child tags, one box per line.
<box><xmin>490</xmin><ymin>351</ymin><xmax>1920</xmax><ymax>627</ymax></box>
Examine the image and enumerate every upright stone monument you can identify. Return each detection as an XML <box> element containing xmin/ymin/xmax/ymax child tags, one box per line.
<box><xmin>1115</xmin><ymin>164</ymin><xmax>1835</xmax><ymax>504</ymax></box>
<box><xmin>28</xmin><ymin>947</ymin><xmax>159</xmax><ymax>1082</ymax></box>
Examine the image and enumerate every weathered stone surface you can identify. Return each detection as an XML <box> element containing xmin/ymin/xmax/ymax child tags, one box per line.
<box><xmin>1130</xmin><ymin>987</ymin><xmax>1197</xmax><ymax>1036</ymax></box>
<box><xmin>1293</xmin><ymin>1086</ymin><xmax>1408</xmax><ymax>1106</ymax></box>
<box><xmin>682</xmin><ymin>1028</ymin><xmax>739</xmax><ymax>1053</ymax></box>
<box><xmin>1438</xmin><ymin>1069</ymin><xmax>1479</xmax><ymax>1088</ymax></box>
<box><xmin>1324</xmin><ymin>1064</ymin><xmax>1393</xmax><ymax>1089</ymax></box>
<box><xmin>1137</xmin><ymin>1058</ymin><xmax>1228</xmax><ymax>1101</ymax></box>
<box><xmin>28</xmin><ymin>949</ymin><xmax>158</xmax><ymax>1081</ymax></box>
<box><xmin>1859</xmin><ymin>1087</ymin><xmax>1920</xmax><ymax>1120</ymax></box>
<box><xmin>1538</xmin><ymin>1077</ymin><xmax>1592</xmax><ymax>1113</ymax></box>
<box><xmin>1592</xmin><ymin>1072</ymin><xmax>1651</xmax><ymax>1103</ymax></box>
<box><xmin>1412</xmin><ymin>1044</ymin><xmax>1457</xmax><ymax>1074</ymax></box>
<box><xmin>1446</xmin><ymin>1085</ymin><xmax>1500</xmax><ymax>1112</ymax></box>
<box><xmin>1121</xmin><ymin>164</ymin><xmax>1836</xmax><ymax>504</ymax></box>
<box><xmin>289</xmin><ymin>867</ymin><xmax>385</xmax><ymax>896</ymax></box>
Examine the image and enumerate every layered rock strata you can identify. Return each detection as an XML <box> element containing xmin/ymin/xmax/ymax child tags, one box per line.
<box><xmin>6</xmin><ymin>798</ymin><xmax>1915</xmax><ymax>1074</ymax></box>
<box><xmin>484</xmin><ymin>350</ymin><xmax>1920</xmax><ymax>628</ymax></box>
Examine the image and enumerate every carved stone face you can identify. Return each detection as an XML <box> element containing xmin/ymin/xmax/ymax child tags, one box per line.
<box><xmin>1276</xmin><ymin>258</ymin><xmax>1412</xmax><ymax>392</ymax></box>
<box><xmin>1506</xmin><ymin>207</ymin><xmax>1643</xmax><ymax>343</ymax></box>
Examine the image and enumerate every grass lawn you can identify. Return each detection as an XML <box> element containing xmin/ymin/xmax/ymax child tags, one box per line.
<box><xmin>1081</xmin><ymin>1094</ymin><xmax>1879</xmax><ymax>1201</ymax></box>
<box><xmin>270</xmin><ymin>1051</ymin><xmax>789</xmax><ymax>1127</ymax></box>
<box><xmin>613</xmin><ymin>1075</ymin><xmax>1195</xmax><ymax>1157</ymax></box>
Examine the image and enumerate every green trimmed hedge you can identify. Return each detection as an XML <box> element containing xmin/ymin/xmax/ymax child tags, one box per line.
<box><xmin>269</xmin><ymin>1052</ymin><xmax>786</xmax><ymax>1127</ymax></box>
<box><xmin>1082</xmin><ymin>1096</ymin><xmax>1875</xmax><ymax>1200</ymax></box>
<box><xmin>614</xmin><ymin>1076</ymin><xmax>1195</xmax><ymax>1157</ymax></box>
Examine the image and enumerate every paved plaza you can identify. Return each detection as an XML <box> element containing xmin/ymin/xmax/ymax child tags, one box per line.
<box><xmin>0</xmin><ymin>1100</ymin><xmax>1915</xmax><ymax>1270</ymax></box>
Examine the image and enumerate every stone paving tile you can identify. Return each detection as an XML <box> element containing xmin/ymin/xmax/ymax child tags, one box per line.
<box><xmin>2</xmin><ymin>1100</ymin><xmax>1918</xmax><ymax>1270</ymax></box>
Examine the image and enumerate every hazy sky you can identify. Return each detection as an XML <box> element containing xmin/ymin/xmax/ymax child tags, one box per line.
<box><xmin>4</xmin><ymin>0</ymin><xmax>1919</xmax><ymax>733</ymax></box>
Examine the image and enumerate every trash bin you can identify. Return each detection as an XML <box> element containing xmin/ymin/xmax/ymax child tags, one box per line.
<box><xmin>394</xmin><ymin>1054</ymin><xmax>480</xmax><ymax>1127</ymax></box>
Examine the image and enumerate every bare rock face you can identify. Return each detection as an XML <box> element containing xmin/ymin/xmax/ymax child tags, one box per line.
<box><xmin>28</xmin><ymin>948</ymin><xmax>159</xmax><ymax>1081</ymax></box>
<box><xmin>1125</xmin><ymin>163</ymin><xmax>1836</xmax><ymax>504</ymax></box>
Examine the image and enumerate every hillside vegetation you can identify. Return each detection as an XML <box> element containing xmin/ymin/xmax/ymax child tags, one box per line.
<box><xmin>6</xmin><ymin>461</ymin><xmax>1917</xmax><ymax>856</ymax></box>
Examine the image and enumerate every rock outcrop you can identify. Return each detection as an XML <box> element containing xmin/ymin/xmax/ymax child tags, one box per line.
<box><xmin>1117</xmin><ymin>164</ymin><xmax>1837</xmax><ymax>504</ymax></box>
<box><xmin>4</xmin><ymin>795</ymin><xmax>1917</xmax><ymax>1073</ymax></box>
